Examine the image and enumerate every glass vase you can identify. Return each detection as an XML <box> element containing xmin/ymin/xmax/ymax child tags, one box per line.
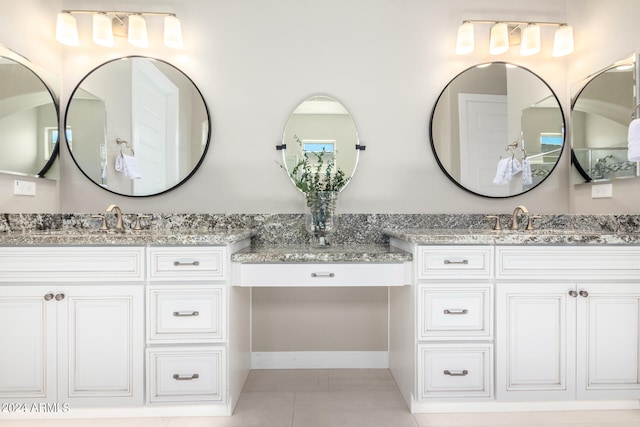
<box><xmin>304</xmin><ymin>190</ymin><xmax>338</xmax><ymax>247</ymax></box>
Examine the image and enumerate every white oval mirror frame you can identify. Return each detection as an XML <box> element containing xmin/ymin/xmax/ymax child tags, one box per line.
<box><xmin>430</xmin><ymin>62</ymin><xmax>565</xmax><ymax>198</ymax></box>
<box><xmin>64</xmin><ymin>56</ymin><xmax>211</xmax><ymax>197</ymax></box>
<box><xmin>281</xmin><ymin>95</ymin><xmax>360</xmax><ymax>192</ymax></box>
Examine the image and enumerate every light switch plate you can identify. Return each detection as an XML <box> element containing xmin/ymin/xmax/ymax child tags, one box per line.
<box><xmin>591</xmin><ymin>183</ymin><xmax>613</xmax><ymax>198</ymax></box>
<box><xmin>14</xmin><ymin>180</ymin><xmax>36</xmax><ymax>196</ymax></box>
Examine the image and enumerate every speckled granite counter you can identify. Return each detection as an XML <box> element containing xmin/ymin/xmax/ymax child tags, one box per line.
<box><xmin>230</xmin><ymin>244</ymin><xmax>413</xmax><ymax>263</ymax></box>
<box><xmin>385</xmin><ymin>229</ymin><xmax>640</xmax><ymax>245</ymax></box>
<box><xmin>0</xmin><ymin>229</ymin><xmax>254</xmax><ymax>246</ymax></box>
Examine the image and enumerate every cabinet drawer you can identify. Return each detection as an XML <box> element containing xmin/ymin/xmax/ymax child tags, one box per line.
<box><xmin>146</xmin><ymin>347</ymin><xmax>226</xmax><ymax>403</ymax></box>
<box><xmin>418</xmin><ymin>344</ymin><xmax>493</xmax><ymax>399</ymax></box>
<box><xmin>418</xmin><ymin>285</ymin><xmax>492</xmax><ymax>340</ymax></box>
<box><xmin>0</xmin><ymin>247</ymin><xmax>144</xmax><ymax>282</ymax></box>
<box><xmin>148</xmin><ymin>247</ymin><xmax>227</xmax><ymax>281</ymax></box>
<box><xmin>147</xmin><ymin>286</ymin><xmax>225</xmax><ymax>343</ymax></box>
<box><xmin>496</xmin><ymin>246</ymin><xmax>640</xmax><ymax>280</ymax></box>
<box><xmin>418</xmin><ymin>246</ymin><xmax>492</xmax><ymax>279</ymax></box>
<box><xmin>234</xmin><ymin>262</ymin><xmax>408</xmax><ymax>287</ymax></box>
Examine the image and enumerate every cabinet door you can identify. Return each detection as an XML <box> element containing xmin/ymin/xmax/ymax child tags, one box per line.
<box><xmin>0</xmin><ymin>286</ymin><xmax>56</xmax><ymax>403</ymax></box>
<box><xmin>577</xmin><ymin>283</ymin><xmax>640</xmax><ymax>400</ymax></box>
<box><xmin>58</xmin><ymin>285</ymin><xmax>144</xmax><ymax>406</ymax></box>
<box><xmin>496</xmin><ymin>283</ymin><xmax>576</xmax><ymax>401</ymax></box>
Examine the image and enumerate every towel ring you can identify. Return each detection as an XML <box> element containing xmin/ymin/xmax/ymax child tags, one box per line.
<box><xmin>632</xmin><ymin>103</ymin><xmax>640</xmax><ymax>120</ymax></box>
<box><xmin>116</xmin><ymin>138</ymin><xmax>135</xmax><ymax>156</ymax></box>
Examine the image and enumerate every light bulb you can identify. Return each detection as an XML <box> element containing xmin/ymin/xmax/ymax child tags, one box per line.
<box><xmin>128</xmin><ymin>14</ymin><xmax>148</xmax><ymax>47</ymax></box>
<box><xmin>520</xmin><ymin>24</ymin><xmax>540</xmax><ymax>56</ymax></box>
<box><xmin>489</xmin><ymin>22</ymin><xmax>509</xmax><ymax>55</ymax></box>
<box><xmin>164</xmin><ymin>15</ymin><xmax>183</xmax><ymax>48</ymax></box>
<box><xmin>553</xmin><ymin>25</ymin><xmax>574</xmax><ymax>57</ymax></box>
<box><xmin>93</xmin><ymin>13</ymin><xmax>114</xmax><ymax>47</ymax></box>
<box><xmin>56</xmin><ymin>12</ymin><xmax>79</xmax><ymax>46</ymax></box>
<box><xmin>455</xmin><ymin>22</ymin><xmax>474</xmax><ymax>55</ymax></box>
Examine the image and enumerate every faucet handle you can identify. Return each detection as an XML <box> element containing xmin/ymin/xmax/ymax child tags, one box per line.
<box><xmin>92</xmin><ymin>214</ymin><xmax>109</xmax><ymax>231</ymax></box>
<box><xmin>526</xmin><ymin>215</ymin><xmax>543</xmax><ymax>231</ymax></box>
<box><xmin>132</xmin><ymin>214</ymin><xmax>150</xmax><ymax>231</ymax></box>
<box><xmin>485</xmin><ymin>215</ymin><xmax>502</xmax><ymax>230</ymax></box>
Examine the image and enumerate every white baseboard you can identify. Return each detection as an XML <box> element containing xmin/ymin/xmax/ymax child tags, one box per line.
<box><xmin>251</xmin><ymin>351</ymin><xmax>389</xmax><ymax>369</ymax></box>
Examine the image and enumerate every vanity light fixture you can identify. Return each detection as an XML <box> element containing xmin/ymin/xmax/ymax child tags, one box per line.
<box><xmin>455</xmin><ymin>20</ymin><xmax>574</xmax><ymax>57</ymax></box>
<box><xmin>55</xmin><ymin>10</ymin><xmax>183</xmax><ymax>48</ymax></box>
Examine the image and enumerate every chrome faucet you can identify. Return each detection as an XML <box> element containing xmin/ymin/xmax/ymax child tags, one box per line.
<box><xmin>510</xmin><ymin>205</ymin><xmax>529</xmax><ymax>230</ymax></box>
<box><xmin>106</xmin><ymin>204</ymin><xmax>125</xmax><ymax>232</ymax></box>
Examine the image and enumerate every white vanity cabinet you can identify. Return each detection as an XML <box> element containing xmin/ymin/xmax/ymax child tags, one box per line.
<box><xmin>495</xmin><ymin>246</ymin><xmax>640</xmax><ymax>402</ymax></box>
<box><xmin>0</xmin><ymin>247</ymin><xmax>145</xmax><ymax>407</ymax></box>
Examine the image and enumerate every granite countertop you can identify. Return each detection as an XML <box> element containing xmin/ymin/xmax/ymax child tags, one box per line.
<box><xmin>0</xmin><ymin>229</ymin><xmax>254</xmax><ymax>246</ymax></box>
<box><xmin>385</xmin><ymin>228</ymin><xmax>640</xmax><ymax>245</ymax></box>
<box><xmin>230</xmin><ymin>244</ymin><xmax>413</xmax><ymax>263</ymax></box>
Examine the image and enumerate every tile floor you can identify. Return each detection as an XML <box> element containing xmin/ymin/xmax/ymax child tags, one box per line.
<box><xmin>1</xmin><ymin>369</ymin><xmax>640</xmax><ymax>426</ymax></box>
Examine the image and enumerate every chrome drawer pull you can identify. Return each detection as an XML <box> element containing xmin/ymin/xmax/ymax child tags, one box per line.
<box><xmin>311</xmin><ymin>272</ymin><xmax>335</xmax><ymax>278</ymax></box>
<box><xmin>173</xmin><ymin>373</ymin><xmax>200</xmax><ymax>381</ymax></box>
<box><xmin>443</xmin><ymin>259</ymin><xmax>469</xmax><ymax>265</ymax></box>
<box><xmin>444</xmin><ymin>309</ymin><xmax>469</xmax><ymax>315</ymax></box>
<box><xmin>443</xmin><ymin>370</ymin><xmax>468</xmax><ymax>377</ymax></box>
<box><xmin>173</xmin><ymin>260</ymin><xmax>200</xmax><ymax>266</ymax></box>
<box><xmin>173</xmin><ymin>311</ymin><xmax>200</xmax><ymax>317</ymax></box>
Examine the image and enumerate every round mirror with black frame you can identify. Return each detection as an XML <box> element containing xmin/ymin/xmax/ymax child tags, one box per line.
<box><xmin>0</xmin><ymin>52</ymin><xmax>59</xmax><ymax>178</ymax></box>
<box><xmin>430</xmin><ymin>62</ymin><xmax>565</xmax><ymax>198</ymax></box>
<box><xmin>64</xmin><ymin>56</ymin><xmax>211</xmax><ymax>197</ymax></box>
<box><xmin>571</xmin><ymin>54</ymin><xmax>638</xmax><ymax>183</ymax></box>
<box><xmin>280</xmin><ymin>95</ymin><xmax>360</xmax><ymax>192</ymax></box>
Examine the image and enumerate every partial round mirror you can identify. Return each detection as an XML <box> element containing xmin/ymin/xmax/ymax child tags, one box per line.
<box><xmin>281</xmin><ymin>95</ymin><xmax>360</xmax><ymax>191</ymax></box>
<box><xmin>0</xmin><ymin>55</ymin><xmax>58</xmax><ymax>177</ymax></box>
<box><xmin>65</xmin><ymin>56</ymin><xmax>210</xmax><ymax>197</ymax></box>
<box><xmin>571</xmin><ymin>55</ymin><xmax>638</xmax><ymax>182</ymax></box>
<box><xmin>430</xmin><ymin>62</ymin><xmax>565</xmax><ymax>198</ymax></box>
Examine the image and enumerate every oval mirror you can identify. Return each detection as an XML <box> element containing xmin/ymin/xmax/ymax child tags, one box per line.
<box><xmin>0</xmin><ymin>53</ymin><xmax>59</xmax><ymax>178</ymax></box>
<box><xmin>281</xmin><ymin>95</ymin><xmax>360</xmax><ymax>191</ymax></box>
<box><xmin>65</xmin><ymin>56</ymin><xmax>210</xmax><ymax>197</ymax></box>
<box><xmin>430</xmin><ymin>62</ymin><xmax>565</xmax><ymax>198</ymax></box>
<box><xmin>571</xmin><ymin>54</ymin><xmax>638</xmax><ymax>182</ymax></box>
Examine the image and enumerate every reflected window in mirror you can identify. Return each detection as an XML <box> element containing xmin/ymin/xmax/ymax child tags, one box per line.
<box><xmin>281</xmin><ymin>95</ymin><xmax>360</xmax><ymax>192</ymax></box>
<box><xmin>430</xmin><ymin>62</ymin><xmax>565</xmax><ymax>198</ymax></box>
<box><xmin>571</xmin><ymin>54</ymin><xmax>639</xmax><ymax>183</ymax></box>
<box><xmin>65</xmin><ymin>56</ymin><xmax>211</xmax><ymax>197</ymax></box>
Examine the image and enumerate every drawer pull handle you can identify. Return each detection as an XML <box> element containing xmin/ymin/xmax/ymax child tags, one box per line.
<box><xmin>311</xmin><ymin>272</ymin><xmax>335</xmax><ymax>278</ymax></box>
<box><xmin>174</xmin><ymin>260</ymin><xmax>200</xmax><ymax>267</ymax></box>
<box><xmin>579</xmin><ymin>290</ymin><xmax>589</xmax><ymax>298</ymax></box>
<box><xmin>443</xmin><ymin>259</ymin><xmax>469</xmax><ymax>265</ymax></box>
<box><xmin>444</xmin><ymin>309</ymin><xmax>469</xmax><ymax>315</ymax></box>
<box><xmin>568</xmin><ymin>290</ymin><xmax>578</xmax><ymax>298</ymax></box>
<box><xmin>173</xmin><ymin>311</ymin><xmax>200</xmax><ymax>317</ymax></box>
<box><xmin>443</xmin><ymin>370</ymin><xmax>468</xmax><ymax>377</ymax></box>
<box><xmin>55</xmin><ymin>293</ymin><xmax>65</xmax><ymax>301</ymax></box>
<box><xmin>173</xmin><ymin>373</ymin><xmax>200</xmax><ymax>381</ymax></box>
<box><xmin>44</xmin><ymin>293</ymin><xmax>54</xmax><ymax>301</ymax></box>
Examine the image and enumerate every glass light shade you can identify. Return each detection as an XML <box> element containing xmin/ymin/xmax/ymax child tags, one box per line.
<box><xmin>520</xmin><ymin>24</ymin><xmax>540</xmax><ymax>56</ymax></box>
<box><xmin>489</xmin><ymin>22</ymin><xmax>509</xmax><ymax>55</ymax></box>
<box><xmin>56</xmin><ymin>12</ymin><xmax>79</xmax><ymax>46</ymax></box>
<box><xmin>164</xmin><ymin>15</ymin><xmax>183</xmax><ymax>48</ymax></box>
<box><xmin>553</xmin><ymin>25</ymin><xmax>574</xmax><ymax>57</ymax></box>
<box><xmin>128</xmin><ymin>14</ymin><xmax>148</xmax><ymax>47</ymax></box>
<box><xmin>93</xmin><ymin>13</ymin><xmax>114</xmax><ymax>47</ymax></box>
<box><xmin>455</xmin><ymin>22</ymin><xmax>474</xmax><ymax>55</ymax></box>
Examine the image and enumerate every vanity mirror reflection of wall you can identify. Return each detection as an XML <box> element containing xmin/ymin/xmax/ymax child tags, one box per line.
<box><xmin>430</xmin><ymin>62</ymin><xmax>565</xmax><ymax>198</ymax></box>
<box><xmin>65</xmin><ymin>56</ymin><xmax>210</xmax><ymax>197</ymax></box>
<box><xmin>281</xmin><ymin>95</ymin><xmax>360</xmax><ymax>192</ymax></box>
<box><xmin>571</xmin><ymin>54</ymin><xmax>639</xmax><ymax>183</ymax></box>
<box><xmin>0</xmin><ymin>51</ymin><xmax>59</xmax><ymax>178</ymax></box>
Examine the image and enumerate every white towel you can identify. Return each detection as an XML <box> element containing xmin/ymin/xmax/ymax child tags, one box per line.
<box><xmin>628</xmin><ymin>119</ymin><xmax>640</xmax><ymax>162</ymax></box>
<box><xmin>115</xmin><ymin>152</ymin><xmax>142</xmax><ymax>179</ymax></box>
<box><xmin>522</xmin><ymin>158</ymin><xmax>532</xmax><ymax>185</ymax></box>
<box><xmin>493</xmin><ymin>158</ymin><xmax>511</xmax><ymax>184</ymax></box>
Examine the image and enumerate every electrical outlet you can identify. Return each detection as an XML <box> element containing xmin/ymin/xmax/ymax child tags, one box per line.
<box><xmin>591</xmin><ymin>183</ymin><xmax>613</xmax><ymax>198</ymax></box>
<box><xmin>14</xmin><ymin>180</ymin><xmax>36</xmax><ymax>196</ymax></box>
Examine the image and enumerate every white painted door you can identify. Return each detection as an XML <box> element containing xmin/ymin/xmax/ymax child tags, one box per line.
<box><xmin>458</xmin><ymin>93</ymin><xmax>510</xmax><ymax>197</ymax></box>
<box><xmin>58</xmin><ymin>285</ymin><xmax>143</xmax><ymax>406</ymax></box>
<box><xmin>496</xmin><ymin>283</ymin><xmax>576</xmax><ymax>401</ymax></box>
<box><xmin>131</xmin><ymin>58</ymin><xmax>179</xmax><ymax>196</ymax></box>
<box><xmin>0</xmin><ymin>286</ymin><xmax>56</xmax><ymax>403</ymax></box>
<box><xmin>576</xmin><ymin>283</ymin><xmax>640</xmax><ymax>400</ymax></box>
